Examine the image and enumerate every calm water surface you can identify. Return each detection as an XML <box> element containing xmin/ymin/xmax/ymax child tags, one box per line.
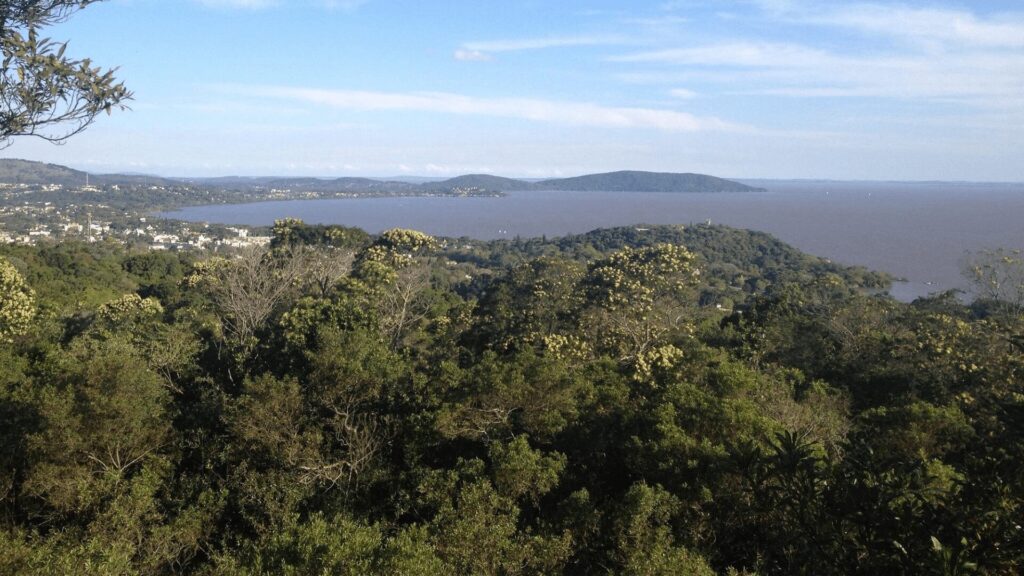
<box><xmin>162</xmin><ymin>182</ymin><xmax>1024</xmax><ymax>301</ymax></box>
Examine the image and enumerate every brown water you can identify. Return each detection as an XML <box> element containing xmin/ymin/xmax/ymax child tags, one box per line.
<box><xmin>162</xmin><ymin>181</ymin><xmax>1024</xmax><ymax>301</ymax></box>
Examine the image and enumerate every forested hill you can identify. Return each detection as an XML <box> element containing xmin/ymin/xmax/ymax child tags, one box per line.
<box><xmin>536</xmin><ymin>170</ymin><xmax>765</xmax><ymax>192</ymax></box>
<box><xmin>0</xmin><ymin>159</ymin><xmax>762</xmax><ymax>194</ymax></box>
<box><xmin>428</xmin><ymin>170</ymin><xmax>764</xmax><ymax>192</ymax></box>
<box><xmin>446</xmin><ymin>224</ymin><xmax>890</xmax><ymax>301</ymax></box>
<box><xmin>0</xmin><ymin>158</ymin><xmax>179</xmax><ymax>187</ymax></box>
<box><xmin>0</xmin><ymin>158</ymin><xmax>91</xmax><ymax>186</ymax></box>
<box><xmin>425</xmin><ymin>174</ymin><xmax>530</xmax><ymax>192</ymax></box>
<box><xmin>262</xmin><ymin>177</ymin><xmax>421</xmax><ymax>194</ymax></box>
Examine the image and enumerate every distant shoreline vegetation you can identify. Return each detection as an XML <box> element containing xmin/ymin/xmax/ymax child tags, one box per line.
<box><xmin>0</xmin><ymin>159</ymin><xmax>765</xmax><ymax>200</ymax></box>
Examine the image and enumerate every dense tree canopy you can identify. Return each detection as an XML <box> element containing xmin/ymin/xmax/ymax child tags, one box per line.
<box><xmin>0</xmin><ymin>222</ymin><xmax>1021</xmax><ymax>575</ymax></box>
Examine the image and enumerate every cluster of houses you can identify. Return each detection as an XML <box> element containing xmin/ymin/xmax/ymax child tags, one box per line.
<box><xmin>0</xmin><ymin>203</ymin><xmax>271</xmax><ymax>251</ymax></box>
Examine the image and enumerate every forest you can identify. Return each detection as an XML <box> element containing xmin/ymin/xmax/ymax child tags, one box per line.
<box><xmin>0</xmin><ymin>221</ymin><xmax>1021</xmax><ymax>575</ymax></box>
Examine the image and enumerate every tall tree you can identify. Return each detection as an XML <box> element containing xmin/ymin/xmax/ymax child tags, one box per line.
<box><xmin>0</xmin><ymin>256</ymin><xmax>35</xmax><ymax>343</ymax></box>
<box><xmin>965</xmin><ymin>248</ymin><xmax>1024</xmax><ymax>318</ymax></box>
<box><xmin>1</xmin><ymin>0</ymin><xmax>130</xmax><ymax>146</ymax></box>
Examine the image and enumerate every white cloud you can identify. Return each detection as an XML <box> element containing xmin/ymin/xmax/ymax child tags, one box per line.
<box><xmin>846</xmin><ymin>7</ymin><xmax>1024</xmax><ymax>48</ymax></box>
<box><xmin>779</xmin><ymin>3</ymin><xmax>1024</xmax><ymax>49</ymax></box>
<box><xmin>669</xmin><ymin>88</ymin><xmax>698</xmax><ymax>99</ymax></box>
<box><xmin>611</xmin><ymin>42</ymin><xmax>831</xmax><ymax>68</ymax></box>
<box><xmin>462</xmin><ymin>35</ymin><xmax>626</xmax><ymax>53</ymax></box>
<box><xmin>604</xmin><ymin>2</ymin><xmax>1024</xmax><ymax>111</ymax></box>
<box><xmin>454</xmin><ymin>35</ymin><xmax>628</xmax><ymax>61</ymax></box>
<box><xmin>237</xmin><ymin>85</ymin><xmax>745</xmax><ymax>133</ymax></box>
<box><xmin>611</xmin><ymin>39</ymin><xmax>1024</xmax><ymax>109</ymax></box>
<box><xmin>422</xmin><ymin>163</ymin><xmax>494</xmax><ymax>175</ymax></box>
<box><xmin>453</xmin><ymin>49</ymin><xmax>493</xmax><ymax>62</ymax></box>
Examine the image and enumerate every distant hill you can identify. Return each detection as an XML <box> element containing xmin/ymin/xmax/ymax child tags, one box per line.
<box><xmin>179</xmin><ymin>176</ymin><xmax>276</xmax><ymax>188</ymax></box>
<box><xmin>92</xmin><ymin>173</ymin><xmax>183</xmax><ymax>187</ymax></box>
<box><xmin>536</xmin><ymin>171</ymin><xmax>764</xmax><ymax>193</ymax></box>
<box><xmin>409</xmin><ymin>171</ymin><xmax>763</xmax><ymax>193</ymax></box>
<box><xmin>181</xmin><ymin>176</ymin><xmax>420</xmax><ymax>194</ymax></box>
<box><xmin>424</xmin><ymin>174</ymin><xmax>532</xmax><ymax>192</ymax></box>
<box><xmin>0</xmin><ymin>159</ymin><xmax>763</xmax><ymax>194</ymax></box>
<box><xmin>0</xmin><ymin>158</ymin><xmax>91</xmax><ymax>186</ymax></box>
<box><xmin>184</xmin><ymin>170</ymin><xmax>762</xmax><ymax>194</ymax></box>
<box><xmin>262</xmin><ymin>177</ymin><xmax>421</xmax><ymax>194</ymax></box>
<box><xmin>0</xmin><ymin>158</ymin><xmax>181</xmax><ymax>187</ymax></box>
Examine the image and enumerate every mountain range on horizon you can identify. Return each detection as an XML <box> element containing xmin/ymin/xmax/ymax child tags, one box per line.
<box><xmin>0</xmin><ymin>158</ymin><xmax>766</xmax><ymax>194</ymax></box>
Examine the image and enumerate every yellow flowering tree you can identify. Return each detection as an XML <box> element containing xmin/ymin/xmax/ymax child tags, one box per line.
<box><xmin>0</xmin><ymin>256</ymin><xmax>35</xmax><ymax>343</ymax></box>
<box><xmin>582</xmin><ymin>244</ymin><xmax>700</xmax><ymax>363</ymax></box>
<box><xmin>355</xmin><ymin>229</ymin><xmax>439</xmax><ymax>348</ymax></box>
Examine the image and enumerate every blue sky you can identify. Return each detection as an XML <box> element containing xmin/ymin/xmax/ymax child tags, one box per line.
<box><xmin>2</xmin><ymin>0</ymin><xmax>1023</xmax><ymax>180</ymax></box>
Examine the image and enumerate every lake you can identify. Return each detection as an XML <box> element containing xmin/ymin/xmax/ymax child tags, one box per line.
<box><xmin>162</xmin><ymin>181</ymin><xmax>1024</xmax><ymax>301</ymax></box>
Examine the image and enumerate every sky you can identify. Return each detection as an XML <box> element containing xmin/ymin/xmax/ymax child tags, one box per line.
<box><xmin>2</xmin><ymin>0</ymin><xmax>1023</xmax><ymax>180</ymax></box>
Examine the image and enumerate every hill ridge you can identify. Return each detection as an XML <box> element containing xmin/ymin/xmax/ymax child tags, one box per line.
<box><xmin>0</xmin><ymin>159</ymin><xmax>765</xmax><ymax>193</ymax></box>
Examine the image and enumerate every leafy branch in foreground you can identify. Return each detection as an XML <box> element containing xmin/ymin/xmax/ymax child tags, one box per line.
<box><xmin>0</xmin><ymin>0</ymin><xmax>131</xmax><ymax>147</ymax></box>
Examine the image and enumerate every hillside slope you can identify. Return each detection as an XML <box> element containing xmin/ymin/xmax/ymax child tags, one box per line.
<box><xmin>536</xmin><ymin>170</ymin><xmax>764</xmax><ymax>192</ymax></box>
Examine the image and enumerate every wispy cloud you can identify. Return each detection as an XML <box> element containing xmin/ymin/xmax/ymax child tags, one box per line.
<box><xmin>669</xmin><ymin>88</ymin><xmax>698</xmax><ymax>99</ymax></box>
<box><xmin>612</xmin><ymin>42</ymin><xmax>831</xmax><ymax>68</ymax></box>
<box><xmin>235</xmin><ymin>85</ymin><xmax>745</xmax><ymax>133</ymax></box>
<box><xmin>614</xmin><ymin>40</ymin><xmax>1024</xmax><ymax>106</ymax></box>
<box><xmin>462</xmin><ymin>35</ymin><xmax>627</xmax><ymax>53</ymax></box>
<box><xmin>770</xmin><ymin>3</ymin><xmax>1024</xmax><ymax>49</ymax></box>
<box><xmin>454</xmin><ymin>34</ymin><xmax>628</xmax><ymax>61</ymax></box>
<box><xmin>453</xmin><ymin>49</ymin><xmax>493</xmax><ymax>62</ymax></box>
<box><xmin>610</xmin><ymin>1</ymin><xmax>1024</xmax><ymax>113</ymax></box>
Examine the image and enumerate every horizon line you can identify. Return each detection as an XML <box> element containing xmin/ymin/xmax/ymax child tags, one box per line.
<box><xmin>1</xmin><ymin>157</ymin><xmax>1023</xmax><ymax>186</ymax></box>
